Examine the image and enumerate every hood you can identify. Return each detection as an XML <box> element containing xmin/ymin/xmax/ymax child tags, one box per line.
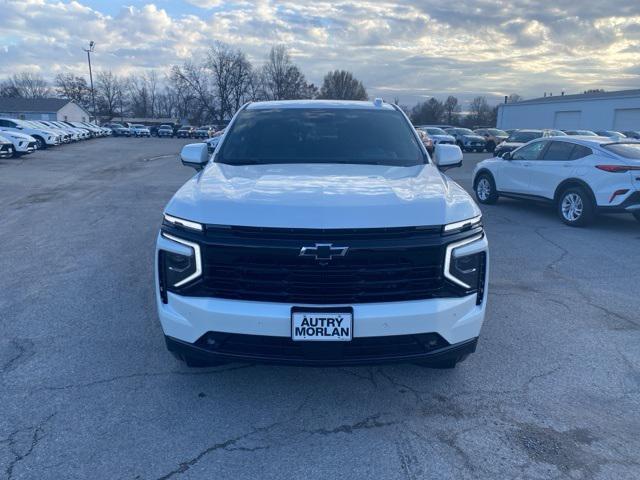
<box><xmin>0</xmin><ymin>135</ymin><xmax>11</xmax><ymax>144</ymax></box>
<box><xmin>463</xmin><ymin>135</ymin><xmax>485</xmax><ymax>141</ymax></box>
<box><xmin>430</xmin><ymin>134</ymin><xmax>455</xmax><ymax>141</ymax></box>
<box><xmin>0</xmin><ymin>130</ymin><xmax>35</xmax><ymax>141</ymax></box>
<box><xmin>165</xmin><ymin>163</ymin><xmax>480</xmax><ymax>229</ymax></box>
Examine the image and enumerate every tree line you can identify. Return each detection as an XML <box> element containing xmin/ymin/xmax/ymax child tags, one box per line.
<box><xmin>0</xmin><ymin>42</ymin><xmax>512</xmax><ymax>127</ymax></box>
<box><xmin>0</xmin><ymin>44</ymin><xmax>368</xmax><ymax>124</ymax></box>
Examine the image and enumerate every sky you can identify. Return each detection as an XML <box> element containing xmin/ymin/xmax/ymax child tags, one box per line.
<box><xmin>1</xmin><ymin>0</ymin><xmax>639</xmax><ymax>107</ymax></box>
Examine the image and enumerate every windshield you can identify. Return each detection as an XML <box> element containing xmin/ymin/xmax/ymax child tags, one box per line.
<box><xmin>489</xmin><ymin>129</ymin><xmax>507</xmax><ymax>136</ymax></box>
<box><xmin>425</xmin><ymin>128</ymin><xmax>447</xmax><ymax>135</ymax></box>
<box><xmin>508</xmin><ymin>131</ymin><xmax>542</xmax><ymax>143</ymax></box>
<box><xmin>218</xmin><ymin>107</ymin><xmax>426</xmax><ymax>167</ymax></box>
<box><xmin>454</xmin><ymin>128</ymin><xmax>474</xmax><ymax>135</ymax></box>
<box><xmin>603</xmin><ymin>143</ymin><xmax>640</xmax><ymax>159</ymax></box>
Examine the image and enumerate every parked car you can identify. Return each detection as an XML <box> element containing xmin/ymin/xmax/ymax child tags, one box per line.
<box><xmin>157</xmin><ymin>125</ymin><xmax>175</xmax><ymax>137</ymax></box>
<box><xmin>473</xmin><ymin>136</ymin><xmax>640</xmax><ymax>226</ymax></box>
<box><xmin>130</xmin><ymin>124</ymin><xmax>151</xmax><ymax>137</ymax></box>
<box><xmin>29</xmin><ymin>120</ymin><xmax>72</xmax><ymax>143</ymax></box>
<box><xmin>0</xmin><ymin>118</ymin><xmax>61</xmax><ymax>149</ymax></box>
<box><xmin>157</xmin><ymin>99</ymin><xmax>487</xmax><ymax>368</ymax></box>
<box><xmin>0</xmin><ymin>129</ymin><xmax>37</xmax><ymax>156</ymax></box>
<box><xmin>418</xmin><ymin>127</ymin><xmax>456</xmax><ymax>148</ymax></box>
<box><xmin>595</xmin><ymin>130</ymin><xmax>626</xmax><ymax>139</ymax></box>
<box><xmin>445</xmin><ymin>127</ymin><xmax>486</xmax><ymax>152</ymax></box>
<box><xmin>205</xmin><ymin>129</ymin><xmax>225</xmax><ymax>153</ymax></box>
<box><xmin>416</xmin><ymin>129</ymin><xmax>434</xmax><ymax>154</ymax></box>
<box><xmin>194</xmin><ymin>125</ymin><xmax>215</xmax><ymax>139</ymax></box>
<box><xmin>564</xmin><ymin>130</ymin><xmax>597</xmax><ymax>136</ymax></box>
<box><xmin>104</xmin><ymin>123</ymin><xmax>132</xmax><ymax>137</ymax></box>
<box><xmin>50</xmin><ymin>121</ymin><xmax>90</xmax><ymax>140</ymax></box>
<box><xmin>493</xmin><ymin>130</ymin><xmax>545</xmax><ymax>157</ymax></box>
<box><xmin>37</xmin><ymin>120</ymin><xmax>81</xmax><ymax>142</ymax></box>
<box><xmin>177</xmin><ymin>126</ymin><xmax>196</xmax><ymax>138</ymax></box>
<box><xmin>622</xmin><ymin>131</ymin><xmax>640</xmax><ymax>139</ymax></box>
<box><xmin>474</xmin><ymin>128</ymin><xmax>508</xmax><ymax>153</ymax></box>
<box><xmin>0</xmin><ymin>134</ymin><xmax>15</xmax><ymax>158</ymax></box>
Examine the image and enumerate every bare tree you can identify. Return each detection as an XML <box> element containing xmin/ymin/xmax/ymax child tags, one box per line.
<box><xmin>468</xmin><ymin>96</ymin><xmax>492</xmax><ymax>126</ymax></box>
<box><xmin>54</xmin><ymin>74</ymin><xmax>91</xmax><ymax>108</ymax></box>
<box><xmin>411</xmin><ymin>98</ymin><xmax>445</xmax><ymax>124</ymax></box>
<box><xmin>0</xmin><ymin>72</ymin><xmax>51</xmax><ymax>98</ymax></box>
<box><xmin>443</xmin><ymin>96</ymin><xmax>460</xmax><ymax>125</ymax></box>
<box><xmin>170</xmin><ymin>62</ymin><xmax>215</xmax><ymax>123</ymax></box>
<box><xmin>145</xmin><ymin>71</ymin><xmax>159</xmax><ymax>118</ymax></box>
<box><xmin>261</xmin><ymin>45</ymin><xmax>315</xmax><ymax>100</ymax></box>
<box><xmin>95</xmin><ymin>71</ymin><xmax>122</xmax><ymax>117</ymax></box>
<box><xmin>319</xmin><ymin>70</ymin><xmax>367</xmax><ymax>100</ymax></box>
<box><xmin>207</xmin><ymin>42</ymin><xmax>240</xmax><ymax>122</ymax></box>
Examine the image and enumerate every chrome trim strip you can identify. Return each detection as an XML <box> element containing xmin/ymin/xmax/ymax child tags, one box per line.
<box><xmin>163</xmin><ymin>213</ymin><xmax>203</xmax><ymax>231</ymax></box>
<box><xmin>443</xmin><ymin>215</ymin><xmax>482</xmax><ymax>232</ymax></box>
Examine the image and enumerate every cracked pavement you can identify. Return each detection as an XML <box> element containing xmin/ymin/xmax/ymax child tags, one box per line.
<box><xmin>1</xmin><ymin>140</ymin><xmax>639</xmax><ymax>479</ymax></box>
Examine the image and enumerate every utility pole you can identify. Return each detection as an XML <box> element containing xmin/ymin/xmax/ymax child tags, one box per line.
<box><xmin>83</xmin><ymin>41</ymin><xmax>96</xmax><ymax>122</ymax></box>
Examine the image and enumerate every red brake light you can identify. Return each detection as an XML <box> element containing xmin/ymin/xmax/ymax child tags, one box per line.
<box><xmin>596</xmin><ymin>165</ymin><xmax>640</xmax><ymax>173</ymax></box>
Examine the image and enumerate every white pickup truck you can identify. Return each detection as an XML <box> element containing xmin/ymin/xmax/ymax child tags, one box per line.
<box><xmin>156</xmin><ymin>99</ymin><xmax>489</xmax><ymax>368</ymax></box>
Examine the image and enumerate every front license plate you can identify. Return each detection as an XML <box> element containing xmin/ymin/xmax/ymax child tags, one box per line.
<box><xmin>291</xmin><ymin>307</ymin><xmax>353</xmax><ymax>341</ymax></box>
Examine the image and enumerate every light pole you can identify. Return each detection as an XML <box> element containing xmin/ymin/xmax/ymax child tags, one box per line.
<box><xmin>83</xmin><ymin>41</ymin><xmax>96</xmax><ymax>122</ymax></box>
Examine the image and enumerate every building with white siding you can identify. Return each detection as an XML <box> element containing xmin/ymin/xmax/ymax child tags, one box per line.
<box><xmin>496</xmin><ymin>89</ymin><xmax>640</xmax><ymax>132</ymax></box>
<box><xmin>0</xmin><ymin>98</ymin><xmax>90</xmax><ymax>122</ymax></box>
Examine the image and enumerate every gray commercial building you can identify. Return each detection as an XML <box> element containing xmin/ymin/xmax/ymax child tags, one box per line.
<box><xmin>496</xmin><ymin>89</ymin><xmax>640</xmax><ymax>132</ymax></box>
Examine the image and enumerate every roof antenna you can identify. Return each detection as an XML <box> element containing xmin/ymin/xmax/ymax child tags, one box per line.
<box><xmin>373</xmin><ymin>98</ymin><xmax>383</xmax><ymax>107</ymax></box>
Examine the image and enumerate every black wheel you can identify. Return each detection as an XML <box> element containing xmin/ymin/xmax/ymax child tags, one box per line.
<box><xmin>633</xmin><ymin>211</ymin><xmax>640</xmax><ymax>223</ymax></box>
<box><xmin>475</xmin><ymin>173</ymin><xmax>498</xmax><ymax>204</ymax></box>
<box><xmin>557</xmin><ymin>187</ymin><xmax>595</xmax><ymax>227</ymax></box>
<box><xmin>486</xmin><ymin>141</ymin><xmax>495</xmax><ymax>153</ymax></box>
<box><xmin>7</xmin><ymin>146</ymin><xmax>16</xmax><ymax>158</ymax></box>
<box><xmin>34</xmin><ymin>136</ymin><xmax>46</xmax><ymax>149</ymax></box>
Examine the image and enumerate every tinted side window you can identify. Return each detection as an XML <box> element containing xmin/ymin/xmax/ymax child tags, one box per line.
<box><xmin>512</xmin><ymin>141</ymin><xmax>547</xmax><ymax>160</ymax></box>
<box><xmin>0</xmin><ymin>120</ymin><xmax>11</xmax><ymax>127</ymax></box>
<box><xmin>570</xmin><ymin>145</ymin><xmax>592</xmax><ymax>160</ymax></box>
<box><xmin>542</xmin><ymin>141</ymin><xmax>575</xmax><ymax>161</ymax></box>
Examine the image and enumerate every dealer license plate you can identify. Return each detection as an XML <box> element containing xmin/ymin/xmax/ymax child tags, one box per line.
<box><xmin>291</xmin><ymin>308</ymin><xmax>353</xmax><ymax>341</ymax></box>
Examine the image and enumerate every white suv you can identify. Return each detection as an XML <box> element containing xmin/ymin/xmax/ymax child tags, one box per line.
<box><xmin>156</xmin><ymin>100</ymin><xmax>489</xmax><ymax>368</ymax></box>
<box><xmin>473</xmin><ymin>136</ymin><xmax>640</xmax><ymax>226</ymax></box>
<box><xmin>0</xmin><ymin>118</ymin><xmax>61</xmax><ymax>149</ymax></box>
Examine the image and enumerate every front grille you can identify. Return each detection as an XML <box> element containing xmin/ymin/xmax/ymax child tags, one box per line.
<box><xmin>164</xmin><ymin>225</ymin><xmax>479</xmax><ymax>304</ymax></box>
<box><xmin>194</xmin><ymin>331</ymin><xmax>450</xmax><ymax>362</ymax></box>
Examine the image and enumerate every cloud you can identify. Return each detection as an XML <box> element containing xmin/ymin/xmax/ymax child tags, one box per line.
<box><xmin>0</xmin><ymin>0</ymin><xmax>638</xmax><ymax>105</ymax></box>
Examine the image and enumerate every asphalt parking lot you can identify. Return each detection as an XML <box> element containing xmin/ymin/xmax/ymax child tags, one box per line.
<box><xmin>1</xmin><ymin>138</ymin><xmax>639</xmax><ymax>480</ymax></box>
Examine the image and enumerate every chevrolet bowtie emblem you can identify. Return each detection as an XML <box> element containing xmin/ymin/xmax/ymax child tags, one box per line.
<box><xmin>299</xmin><ymin>243</ymin><xmax>349</xmax><ymax>261</ymax></box>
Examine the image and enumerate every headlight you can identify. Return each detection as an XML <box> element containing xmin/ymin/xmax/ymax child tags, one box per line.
<box><xmin>159</xmin><ymin>232</ymin><xmax>202</xmax><ymax>288</ymax></box>
<box><xmin>444</xmin><ymin>233</ymin><xmax>487</xmax><ymax>301</ymax></box>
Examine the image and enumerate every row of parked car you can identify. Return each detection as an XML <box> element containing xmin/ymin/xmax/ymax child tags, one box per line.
<box><xmin>0</xmin><ymin>117</ymin><xmax>111</xmax><ymax>158</ymax></box>
<box><xmin>414</xmin><ymin>125</ymin><xmax>640</xmax><ymax>156</ymax></box>
<box><xmin>102</xmin><ymin>122</ymin><xmax>223</xmax><ymax>139</ymax></box>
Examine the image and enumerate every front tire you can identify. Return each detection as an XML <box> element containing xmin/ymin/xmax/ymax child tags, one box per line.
<box><xmin>475</xmin><ymin>173</ymin><xmax>498</xmax><ymax>204</ymax></box>
<box><xmin>33</xmin><ymin>136</ymin><xmax>46</xmax><ymax>149</ymax></box>
<box><xmin>557</xmin><ymin>187</ymin><xmax>594</xmax><ymax>227</ymax></box>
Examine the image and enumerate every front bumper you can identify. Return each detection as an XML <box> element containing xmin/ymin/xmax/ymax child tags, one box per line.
<box><xmin>165</xmin><ymin>333</ymin><xmax>478</xmax><ymax>366</ymax></box>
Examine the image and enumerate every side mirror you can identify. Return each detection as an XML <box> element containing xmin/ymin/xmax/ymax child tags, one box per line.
<box><xmin>180</xmin><ymin>143</ymin><xmax>209</xmax><ymax>171</ymax></box>
<box><xmin>433</xmin><ymin>144</ymin><xmax>463</xmax><ymax>170</ymax></box>
<box><xmin>502</xmin><ymin>152</ymin><xmax>512</xmax><ymax>160</ymax></box>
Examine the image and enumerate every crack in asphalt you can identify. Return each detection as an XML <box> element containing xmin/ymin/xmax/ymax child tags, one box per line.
<box><xmin>534</xmin><ymin>227</ymin><xmax>570</xmax><ymax>274</ymax></box>
<box><xmin>2</xmin><ymin>413</ymin><xmax>56</xmax><ymax>480</ymax></box>
<box><xmin>32</xmin><ymin>364</ymin><xmax>255</xmax><ymax>392</ymax></box>
<box><xmin>155</xmin><ymin>421</ymin><xmax>283</xmax><ymax>480</ymax></box>
<box><xmin>1</xmin><ymin>338</ymin><xmax>35</xmax><ymax>375</ymax></box>
<box><xmin>307</xmin><ymin>414</ymin><xmax>395</xmax><ymax>436</ymax></box>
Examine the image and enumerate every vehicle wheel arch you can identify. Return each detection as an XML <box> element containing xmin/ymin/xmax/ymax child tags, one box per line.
<box><xmin>473</xmin><ymin>168</ymin><xmax>495</xmax><ymax>188</ymax></box>
<box><xmin>554</xmin><ymin>178</ymin><xmax>596</xmax><ymax>205</ymax></box>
